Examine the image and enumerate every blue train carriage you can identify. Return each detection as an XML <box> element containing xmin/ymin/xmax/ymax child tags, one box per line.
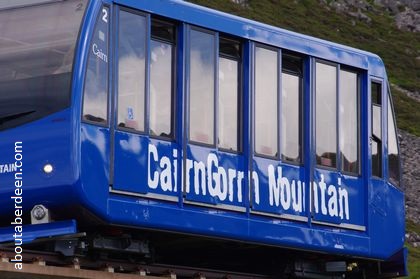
<box><xmin>0</xmin><ymin>0</ymin><xmax>407</xmax><ymax>277</ymax></box>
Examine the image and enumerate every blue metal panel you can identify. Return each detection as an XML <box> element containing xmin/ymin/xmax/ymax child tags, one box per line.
<box><xmin>251</xmin><ymin>158</ymin><xmax>307</xmax><ymax>220</ymax></box>
<box><xmin>304</xmin><ymin>57</ymin><xmax>314</xmax><ymax>225</ymax></box>
<box><xmin>0</xmin><ymin>220</ymin><xmax>77</xmax><ymax>244</ymax></box>
<box><xmin>80</xmin><ymin>124</ymin><xmax>110</xmax><ymax>215</ymax></box>
<box><xmin>0</xmin><ymin>110</ymin><xmax>75</xmax><ymax>215</ymax></box>
<box><xmin>184</xmin><ymin>145</ymin><xmax>246</xmax><ymax>208</ymax></box>
<box><xmin>176</xmin><ymin>23</ymin><xmax>186</xmax><ymax>208</ymax></box>
<box><xmin>107</xmin><ymin>196</ymin><xmax>373</xmax><ymax>258</ymax></box>
<box><xmin>242</xmin><ymin>40</ymin><xmax>252</xmax><ymax>217</ymax></box>
<box><xmin>76</xmin><ymin>0</ymin><xmax>113</xmax><ymax>219</ymax></box>
<box><xmin>369</xmin><ymin>181</ymin><xmax>405</xmax><ymax>259</ymax></box>
<box><xmin>113</xmin><ymin>134</ymin><xmax>180</xmax><ymax>199</ymax></box>
<box><xmin>312</xmin><ymin>169</ymin><xmax>365</xmax><ymax>229</ymax></box>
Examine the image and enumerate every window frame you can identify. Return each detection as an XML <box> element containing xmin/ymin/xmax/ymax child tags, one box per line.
<box><xmin>187</xmin><ymin>25</ymin><xmax>218</xmax><ymax>148</ymax></box>
<box><xmin>314</xmin><ymin>59</ymin><xmax>339</xmax><ymax>171</ymax></box>
<box><xmin>149</xmin><ymin>17</ymin><xmax>177</xmax><ymax>141</ymax></box>
<box><xmin>314</xmin><ymin>59</ymin><xmax>361</xmax><ymax>176</ymax></box>
<box><xmin>114</xmin><ymin>10</ymin><xmax>177</xmax><ymax>140</ymax></box>
<box><xmin>280</xmin><ymin>52</ymin><xmax>304</xmax><ymax>165</ymax></box>
<box><xmin>115</xmin><ymin>7</ymin><xmax>149</xmax><ymax>135</ymax></box>
<box><xmin>339</xmin><ymin>66</ymin><xmax>361</xmax><ymax>176</ymax></box>
<box><xmin>370</xmin><ymin>79</ymin><xmax>383</xmax><ymax>179</ymax></box>
<box><xmin>217</xmin><ymin>35</ymin><xmax>243</xmax><ymax>154</ymax></box>
<box><xmin>253</xmin><ymin>43</ymin><xmax>281</xmax><ymax>160</ymax></box>
<box><xmin>81</xmin><ymin>4</ymin><xmax>111</xmax><ymax>127</ymax></box>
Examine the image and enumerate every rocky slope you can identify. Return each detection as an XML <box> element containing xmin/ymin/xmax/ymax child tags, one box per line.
<box><xmin>400</xmin><ymin>129</ymin><xmax>420</xmax><ymax>225</ymax></box>
<box><xmin>320</xmin><ymin>0</ymin><xmax>420</xmax><ymax>32</ymax></box>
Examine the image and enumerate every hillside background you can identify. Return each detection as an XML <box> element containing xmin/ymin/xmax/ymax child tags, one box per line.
<box><xmin>186</xmin><ymin>0</ymin><xmax>420</xmax><ymax>277</ymax></box>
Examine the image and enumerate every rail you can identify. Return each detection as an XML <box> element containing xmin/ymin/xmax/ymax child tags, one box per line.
<box><xmin>0</xmin><ymin>249</ymin><xmax>270</xmax><ymax>279</ymax></box>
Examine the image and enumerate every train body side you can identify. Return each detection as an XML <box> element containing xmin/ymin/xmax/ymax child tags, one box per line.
<box><xmin>0</xmin><ymin>0</ymin><xmax>406</xmax><ymax>275</ymax></box>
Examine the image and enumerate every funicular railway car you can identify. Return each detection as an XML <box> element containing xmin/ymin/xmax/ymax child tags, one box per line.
<box><xmin>0</xmin><ymin>0</ymin><xmax>407</xmax><ymax>277</ymax></box>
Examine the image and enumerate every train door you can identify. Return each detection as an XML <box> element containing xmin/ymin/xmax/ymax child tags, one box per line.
<box><xmin>250</xmin><ymin>45</ymin><xmax>308</xmax><ymax>221</ymax></box>
<box><xmin>369</xmin><ymin>78</ymin><xmax>389</xmax><ymax>232</ymax></box>
<box><xmin>183</xmin><ymin>26</ymin><xmax>246</xmax><ymax>211</ymax></box>
<box><xmin>110</xmin><ymin>7</ymin><xmax>181</xmax><ymax>201</ymax></box>
<box><xmin>370</xmin><ymin>79</ymin><xmax>384</xmax><ymax>185</ymax></box>
<box><xmin>310</xmin><ymin>61</ymin><xmax>366</xmax><ymax>231</ymax></box>
<box><xmin>81</xmin><ymin>3</ymin><xmax>112</xmax><ymax>202</ymax></box>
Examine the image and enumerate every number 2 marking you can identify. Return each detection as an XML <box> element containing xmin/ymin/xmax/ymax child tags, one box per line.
<box><xmin>102</xmin><ymin>8</ymin><xmax>108</xmax><ymax>23</ymax></box>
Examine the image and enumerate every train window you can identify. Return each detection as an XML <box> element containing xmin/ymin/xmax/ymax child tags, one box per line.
<box><xmin>371</xmin><ymin>82</ymin><xmax>382</xmax><ymax>178</ymax></box>
<box><xmin>387</xmin><ymin>94</ymin><xmax>400</xmax><ymax>186</ymax></box>
<box><xmin>316</xmin><ymin>62</ymin><xmax>337</xmax><ymax>168</ymax></box>
<box><xmin>150</xmin><ymin>19</ymin><xmax>175</xmax><ymax>138</ymax></box>
<box><xmin>281</xmin><ymin>55</ymin><xmax>302</xmax><ymax>163</ymax></box>
<box><xmin>219</xmin><ymin>38</ymin><xmax>241</xmax><ymax>151</ymax></box>
<box><xmin>255</xmin><ymin>46</ymin><xmax>278</xmax><ymax>157</ymax></box>
<box><xmin>117</xmin><ymin>10</ymin><xmax>146</xmax><ymax>132</ymax></box>
<box><xmin>189</xmin><ymin>29</ymin><xmax>215</xmax><ymax>145</ymax></box>
<box><xmin>339</xmin><ymin>69</ymin><xmax>359</xmax><ymax>174</ymax></box>
<box><xmin>82</xmin><ymin>6</ymin><xmax>110</xmax><ymax>123</ymax></box>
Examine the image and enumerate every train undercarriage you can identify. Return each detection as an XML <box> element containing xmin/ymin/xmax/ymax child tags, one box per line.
<box><xmin>0</xmin><ymin>219</ymin><xmax>405</xmax><ymax>279</ymax></box>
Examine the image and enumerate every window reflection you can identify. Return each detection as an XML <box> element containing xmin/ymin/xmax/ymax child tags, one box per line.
<box><xmin>387</xmin><ymin>95</ymin><xmax>400</xmax><ymax>186</ymax></box>
<box><xmin>83</xmin><ymin>6</ymin><xmax>109</xmax><ymax>123</ymax></box>
<box><xmin>150</xmin><ymin>40</ymin><xmax>173</xmax><ymax>137</ymax></box>
<box><xmin>281</xmin><ymin>72</ymin><xmax>300</xmax><ymax>162</ymax></box>
<box><xmin>371</xmin><ymin>82</ymin><xmax>382</xmax><ymax>178</ymax></box>
<box><xmin>117</xmin><ymin>10</ymin><xmax>146</xmax><ymax>131</ymax></box>
<box><xmin>316</xmin><ymin>62</ymin><xmax>337</xmax><ymax>167</ymax></box>
<box><xmin>219</xmin><ymin>57</ymin><xmax>239</xmax><ymax>151</ymax></box>
<box><xmin>255</xmin><ymin>47</ymin><xmax>278</xmax><ymax>157</ymax></box>
<box><xmin>339</xmin><ymin>70</ymin><xmax>359</xmax><ymax>174</ymax></box>
<box><xmin>189</xmin><ymin>29</ymin><xmax>215</xmax><ymax>145</ymax></box>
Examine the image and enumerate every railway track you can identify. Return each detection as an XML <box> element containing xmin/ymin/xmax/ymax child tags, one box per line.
<box><xmin>0</xmin><ymin>248</ymin><xmax>270</xmax><ymax>279</ymax></box>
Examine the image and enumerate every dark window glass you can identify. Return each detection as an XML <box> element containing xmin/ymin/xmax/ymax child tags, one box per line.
<box><xmin>387</xmin><ymin>94</ymin><xmax>400</xmax><ymax>186</ymax></box>
<box><xmin>83</xmin><ymin>6</ymin><xmax>109</xmax><ymax>123</ymax></box>
<box><xmin>371</xmin><ymin>83</ymin><xmax>381</xmax><ymax>105</ymax></box>
<box><xmin>150</xmin><ymin>20</ymin><xmax>175</xmax><ymax>138</ymax></box>
<box><xmin>220</xmin><ymin>37</ymin><xmax>241</xmax><ymax>59</ymax></box>
<box><xmin>281</xmin><ymin>72</ymin><xmax>301</xmax><ymax>162</ymax></box>
<box><xmin>371</xmin><ymin>82</ymin><xmax>382</xmax><ymax>178</ymax></box>
<box><xmin>117</xmin><ymin>10</ymin><xmax>146</xmax><ymax>131</ymax></box>
<box><xmin>316</xmin><ymin>62</ymin><xmax>337</xmax><ymax>167</ymax></box>
<box><xmin>189</xmin><ymin>29</ymin><xmax>215</xmax><ymax>145</ymax></box>
<box><xmin>151</xmin><ymin>19</ymin><xmax>175</xmax><ymax>42</ymax></box>
<box><xmin>339</xmin><ymin>70</ymin><xmax>359</xmax><ymax>174</ymax></box>
<box><xmin>255</xmin><ymin>47</ymin><xmax>278</xmax><ymax>157</ymax></box>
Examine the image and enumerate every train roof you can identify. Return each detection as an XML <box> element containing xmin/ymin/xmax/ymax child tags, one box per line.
<box><xmin>116</xmin><ymin>0</ymin><xmax>386</xmax><ymax>77</ymax></box>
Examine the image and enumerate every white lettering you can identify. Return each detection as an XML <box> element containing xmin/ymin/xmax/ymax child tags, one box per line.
<box><xmin>327</xmin><ymin>184</ymin><xmax>338</xmax><ymax>217</ymax></box>
<box><xmin>144</xmin><ymin>143</ymin><xmax>352</xmax><ymax>222</ymax></box>
<box><xmin>0</xmin><ymin>163</ymin><xmax>17</xmax><ymax>174</ymax></box>
<box><xmin>160</xmin><ymin>156</ymin><xmax>172</xmax><ymax>191</ymax></box>
<box><xmin>147</xmin><ymin>144</ymin><xmax>159</xmax><ymax>189</ymax></box>
<box><xmin>92</xmin><ymin>43</ymin><xmax>108</xmax><ymax>63</ymax></box>
<box><xmin>194</xmin><ymin>161</ymin><xmax>206</xmax><ymax>195</ymax></box>
<box><xmin>252</xmin><ymin>171</ymin><xmax>259</xmax><ymax>205</ymax></box>
<box><xmin>268</xmin><ymin>166</ymin><xmax>302</xmax><ymax>212</ymax></box>
<box><xmin>319</xmin><ymin>174</ymin><xmax>328</xmax><ymax>215</ymax></box>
